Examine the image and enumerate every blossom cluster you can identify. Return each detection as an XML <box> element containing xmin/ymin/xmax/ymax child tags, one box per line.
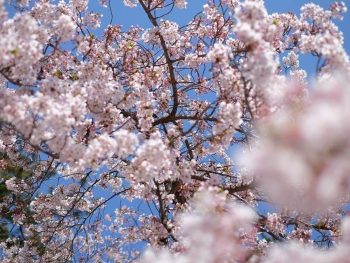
<box><xmin>0</xmin><ymin>0</ymin><xmax>349</xmax><ymax>262</ymax></box>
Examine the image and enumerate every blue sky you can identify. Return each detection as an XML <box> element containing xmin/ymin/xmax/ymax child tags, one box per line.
<box><xmin>89</xmin><ymin>0</ymin><xmax>349</xmax><ymax>77</ymax></box>
<box><xmin>89</xmin><ymin>0</ymin><xmax>350</xmax><ymax>244</ymax></box>
<box><xmin>2</xmin><ymin>0</ymin><xmax>348</xmax><ymax>257</ymax></box>
<box><xmin>88</xmin><ymin>0</ymin><xmax>350</xmax><ymax>204</ymax></box>
<box><xmin>92</xmin><ymin>0</ymin><xmax>349</xmax><ymax>50</ymax></box>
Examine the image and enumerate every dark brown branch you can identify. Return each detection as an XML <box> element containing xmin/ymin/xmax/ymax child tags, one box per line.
<box><xmin>138</xmin><ymin>0</ymin><xmax>179</xmax><ymax>118</ymax></box>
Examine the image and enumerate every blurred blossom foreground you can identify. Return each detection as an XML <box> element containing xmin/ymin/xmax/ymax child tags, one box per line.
<box><xmin>0</xmin><ymin>0</ymin><xmax>350</xmax><ymax>262</ymax></box>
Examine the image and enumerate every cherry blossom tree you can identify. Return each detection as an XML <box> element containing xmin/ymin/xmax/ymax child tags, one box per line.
<box><xmin>0</xmin><ymin>0</ymin><xmax>349</xmax><ymax>262</ymax></box>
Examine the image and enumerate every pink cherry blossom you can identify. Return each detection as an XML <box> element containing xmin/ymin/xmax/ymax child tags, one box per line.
<box><xmin>0</xmin><ymin>0</ymin><xmax>349</xmax><ymax>262</ymax></box>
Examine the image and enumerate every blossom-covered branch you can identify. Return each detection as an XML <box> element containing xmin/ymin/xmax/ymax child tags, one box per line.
<box><xmin>0</xmin><ymin>0</ymin><xmax>350</xmax><ymax>262</ymax></box>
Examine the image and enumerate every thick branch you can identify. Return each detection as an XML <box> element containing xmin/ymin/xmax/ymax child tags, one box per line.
<box><xmin>138</xmin><ymin>0</ymin><xmax>179</xmax><ymax>117</ymax></box>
